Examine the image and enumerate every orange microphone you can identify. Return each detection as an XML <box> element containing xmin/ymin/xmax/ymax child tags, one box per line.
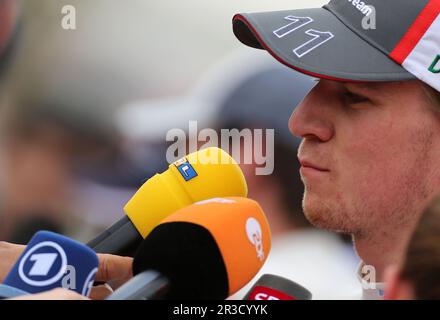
<box><xmin>107</xmin><ymin>197</ymin><xmax>271</xmax><ymax>300</ymax></box>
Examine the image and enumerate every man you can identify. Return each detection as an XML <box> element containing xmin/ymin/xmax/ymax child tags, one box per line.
<box><xmin>232</xmin><ymin>0</ymin><xmax>440</xmax><ymax>299</ymax></box>
<box><xmin>210</xmin><ymin>54</ymin><xmax>358</xmax><ymax>299</ymax></box>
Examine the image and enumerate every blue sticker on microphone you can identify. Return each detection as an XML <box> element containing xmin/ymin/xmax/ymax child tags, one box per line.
<box><xmin>176</xmin><ymin>161</ymin><xmax>198</xmax><ymax>181</ymax></box>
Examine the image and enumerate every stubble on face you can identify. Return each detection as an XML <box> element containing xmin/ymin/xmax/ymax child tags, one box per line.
<box><xmin>300</xmin><ymin>87</ymin><xmax>438</xmax><ymax>241</ymax></box>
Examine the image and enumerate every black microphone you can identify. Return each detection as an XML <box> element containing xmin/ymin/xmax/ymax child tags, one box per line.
<box><xmin>87</xmin><ymin>216</ymin><xmax>141</xmax><ymax>257</ymax></box>
<box><xmin>105</xmin><ymin>271</ymin><xmax>169</xmax><ymax>300</ymax></box>
<box><xmin>244</xmin><ymin>274</ymin><xmax>312</xmax><ymax>300</ymax></box>
<box><xmin>107</xmin><ymin>197</ymin><xmax>271</xmax><ymax>300</ymax></box>
<box><xmin>87</xmin><ymin>147</ymin><xmax>247</xmax><ymax>257</ymax></box>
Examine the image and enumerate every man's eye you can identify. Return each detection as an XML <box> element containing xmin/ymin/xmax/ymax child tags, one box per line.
<box><xmin>342</xmin><ymin>91</ymin><xmax>370</xmax><ymax>105</ymax></box>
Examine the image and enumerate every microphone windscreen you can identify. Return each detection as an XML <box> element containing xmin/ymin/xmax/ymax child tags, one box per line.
<box><xmin>245</xmin><ymin>274</ymin><xmax>312</xmax><ymax>300</ymax></box>
<box><xmin>3</xmin><ymin>231</ymin><xmax>99</xmax><ymax>297</ymax></box>
<box><xmin>124</xmin><ymin>147</ymin><xmax>248</xmax><ymax>238</ymax></box>
<box><xmin>133</xmin><ymin>197</ymin><xmax>271</xmax><ymax>299</ymax></box>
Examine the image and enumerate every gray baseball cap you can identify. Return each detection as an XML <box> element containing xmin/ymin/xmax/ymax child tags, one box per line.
<box><xmin>233</xmin><ymin>0</ymin><xmax>440</xmax><ymax>91</ymax></box>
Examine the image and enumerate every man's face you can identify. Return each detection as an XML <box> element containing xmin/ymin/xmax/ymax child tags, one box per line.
<box><xmin>289</xmin><ymin>79</ymin><xmax>440</xmax><ymax>238</ymax></box>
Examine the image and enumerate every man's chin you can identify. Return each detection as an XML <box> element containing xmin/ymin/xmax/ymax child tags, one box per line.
<box><xmin>303</xmin><ymin>195</ymin><xmax>355</xmax><ymax>234</ymax></box>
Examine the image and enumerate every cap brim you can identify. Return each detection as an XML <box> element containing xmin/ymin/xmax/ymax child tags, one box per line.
<box><xmin>233</xmin><ymin>8</ymin><xmax>415</xmax><ymax>82</ymax></box>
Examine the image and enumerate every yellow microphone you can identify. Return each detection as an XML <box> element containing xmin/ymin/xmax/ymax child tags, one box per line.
<box><xmin>87</xmin><ymin>147</ymin><xmax>247</xmax><ymax>256</ymax></box>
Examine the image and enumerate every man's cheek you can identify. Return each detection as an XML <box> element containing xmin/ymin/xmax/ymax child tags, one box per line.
<box><xmin>342</xmin><ymin>131</ymin><xmax>401</xmax><ymax>172</ymax></box>
<box><xmin>338</xmin><ymin>144</ymin><xmax>395</xmax><ymax>196</ymax></box>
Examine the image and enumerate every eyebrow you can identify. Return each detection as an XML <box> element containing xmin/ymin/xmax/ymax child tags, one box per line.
<box><xmin>342</xmin><ymin>81</ymin><xmax>383</xmax><ymax>93</ymax></box>
<box><xmin>313</xmin><ymin>78</ymin><xmax>382</xmax><ymax>92</ymax></box>
<box><xmin>315</xmin><ymin>78</ymin><xmax>402</xmax><ymax>98</ymax></box>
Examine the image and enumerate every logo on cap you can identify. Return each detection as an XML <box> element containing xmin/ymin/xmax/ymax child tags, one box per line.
<box><xmin>347</xmin><ymin>0</ymin><xmax>373</xmax><ymax>17</ymax></box>
<box><xmin>175</xmin><ymin>158</ymin><xmax>198</xmax><ymax>181</ymax></box>
<box><xmin>429</xmin><ymin>55</ymin><xmax>440</xmax><ymax>74</ymax></box>
<box><xmin>246</xmin><ymin>217</ymin><xmax>264</xmax><ymax>261</ymax></box>
<box><xmin>18</xmin><ymin>241</ymin><xmax>68</xmax><ymax>287</ymax></box>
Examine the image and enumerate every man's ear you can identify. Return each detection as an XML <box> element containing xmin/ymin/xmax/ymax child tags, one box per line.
<box><xmin>384</xmin><ymin>264</ymin><xmax>415</xmax><ymax>300</ymax></box>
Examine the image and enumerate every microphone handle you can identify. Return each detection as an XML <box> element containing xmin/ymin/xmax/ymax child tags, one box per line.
<box><xmin>87</xmin><ymin>215</ymin><xmax>143</xmax><ymax>257</ymax></box>
<box><xmin>106</xmin><ymin>270</ymin><xmax>169</xmax><ymax>300</ymax></box>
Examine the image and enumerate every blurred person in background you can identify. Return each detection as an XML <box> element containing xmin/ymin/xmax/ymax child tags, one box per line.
<box><xmin>0</xmin><ymin>0</ymin><xmax>128</xmax><ymax>244</ymax></box>
<box><xmin>385</xmin><ymin>195</ymin><xmax>440</xmax><ymax>300</ymax></box>
<box><xmin>0</xmin><ymin>81</ymin><xmax>120</xmax><ymax>244</ymax></box>
<box><xmin>0</xmin><ymin>0</ymin><xmax>182</xmax><ymax>244</ymax></box>
<box><xmin>0</xmin><ymin>1</ymin><xmax>134</xmax><ymax>299</ymax></box>
<box><xmin>117</xmin><ymin>51</ymin><xmax>360</xmax><ymax>299</ymax></box>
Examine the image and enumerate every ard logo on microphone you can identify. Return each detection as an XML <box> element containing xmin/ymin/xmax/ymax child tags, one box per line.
<box><xmin>174</xmin><ymin>157</ymin><xmax>198</xmax><ymax>181</ymax></box>
<box><xmin>246</xmin><ymin>217</ymin><xmax>265</xmax><ymax>261</ymax></box>
<box><xmin>18</xmin><ymin>241</ymin><xmax>68</xmax><ymax>287</ymax></box>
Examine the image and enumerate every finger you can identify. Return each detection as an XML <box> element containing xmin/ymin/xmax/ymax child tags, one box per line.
<box><xmin>95</xmin><ymin>254</ymin><xmax>133</xmax><ymax>283</ymax></box>
<box><xmin>89</xmin><ymin>284</ymin><xmax>114</xmax><ymax>300</ymax></box>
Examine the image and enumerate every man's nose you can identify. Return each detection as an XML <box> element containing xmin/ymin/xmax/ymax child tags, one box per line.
<box><xmin>289</xmin><ymin>81</ymin><xmax>334</xmax><ymax>142</ymax></box>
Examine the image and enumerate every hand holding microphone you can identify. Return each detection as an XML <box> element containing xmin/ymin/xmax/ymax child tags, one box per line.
<box><xmin>0</xmin><ymin>231</ymin><xmax>99</xmax><ymax>299</ymax></box>
<box><xmin>107</xmin><ymin>197</ymin><xmax>271</xmax><ymax>300</ymax></box>
<box><xmin>88</xmin><ymin>147</ymin><xmax>248</xmax><ymax>257</ymax></box>
<box><xmin>0</xmin><ymin>242</ymin><xmax>131</xmax><ymax>299</ymax></box>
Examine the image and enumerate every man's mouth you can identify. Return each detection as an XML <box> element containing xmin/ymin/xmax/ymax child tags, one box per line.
<box><xmin>298</xmin><ymin>159</ymin><xmax>330</xmax><ymax>172</ymax></box>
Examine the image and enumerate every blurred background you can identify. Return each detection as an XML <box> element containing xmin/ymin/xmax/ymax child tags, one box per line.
<box><xmin>0</xmin><ymin>0</ymin><xmax>360</xmax><ymax>299</ymax></box>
